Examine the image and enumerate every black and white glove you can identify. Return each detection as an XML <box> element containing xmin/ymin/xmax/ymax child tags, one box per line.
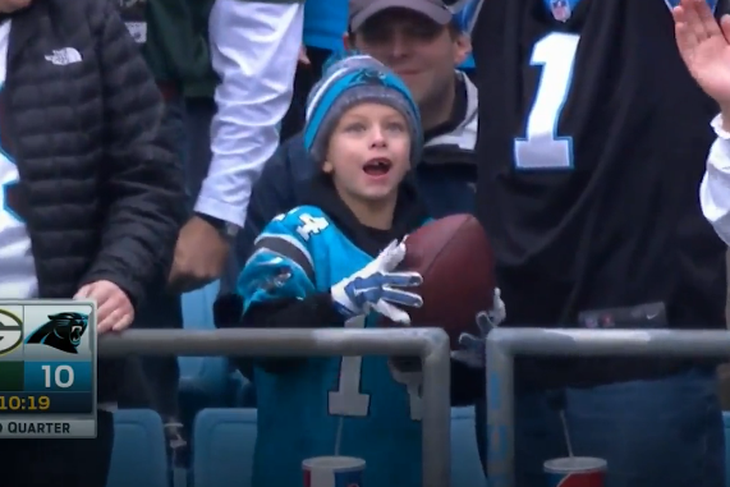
<box><xmin>450</xmin><ymin>288</ymin><xmax>506</xmax><ymax>369</ymax></box>
<box><xmin>330</xmin><ymin>239</ymin><xmax>423</xmax><ymax>324</ymax></box>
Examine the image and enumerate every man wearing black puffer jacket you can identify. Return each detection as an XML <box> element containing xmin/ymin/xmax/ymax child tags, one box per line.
<box><xmin>0</xmin><ymin>0</ymin><xmax>185</xmax><ymax>486</ymax></box>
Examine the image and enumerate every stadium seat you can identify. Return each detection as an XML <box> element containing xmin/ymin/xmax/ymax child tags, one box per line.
<box><xmin>178</xmin><ymin>355</ymin><xmax>229</xmax><ymax>401</ymax></box>
<box><xmin>192</xmin><ymin>408</ymin><xmax>257</xmax><ymax>487</ymax></box>
<box><xmin>230</xmin><ymin>369</ymin><xmax>257</xmax><ymax>407</ymax></box>
<box><xmin>108</xmin><ymin>409</ymin><xmax>169</xmax><ymax>487</ymax></box>
<box><xmin>180</xmin><ymin>281</ymin><xmax>254</xmax><ymax>411</ymax></box>
<box><xmin>451</xmin><ymin>406</ymin><xmax>487</xmax><ymax>487</ymax></box>
<box><xmin>722</xmin><ymin>411</ymin><xmax>730</xmax><ymax>487</ymax></box>
<box><xmin>181</xmin><ymin>280</ymin><xmax>220</xmax><ymax>329</ymax></box>
<box><xmin>179</xmin><ymin>281</ymin><xmax>234</xmax><ymax>422</ymax></box>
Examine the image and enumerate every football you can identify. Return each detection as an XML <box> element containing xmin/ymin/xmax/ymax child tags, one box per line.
<box><xmin>398</xmin><ymin>214</ymin><xmax>496</xmax><ymax>350</ymax></box>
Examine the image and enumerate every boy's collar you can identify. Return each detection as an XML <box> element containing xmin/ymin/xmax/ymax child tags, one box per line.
<box><xmin>303</xmin><ymin>173</ymin><xmax>429</xmax><ymax>256</ymax></box>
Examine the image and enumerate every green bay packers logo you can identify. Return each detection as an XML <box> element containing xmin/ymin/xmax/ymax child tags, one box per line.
<box><xmin>0</xmin><ymin>309</ymin><xmax>23</xmax><ymax>356</ymax></box>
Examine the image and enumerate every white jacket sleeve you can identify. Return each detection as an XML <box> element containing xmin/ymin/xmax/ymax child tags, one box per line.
<box><xmin>700</xmin><ymin>114</ymin><xmax>730</xmax><ymax>246</ymax></box>
<box><xmin>197</xmin><ymin>0</ymin><xmax>304</xmax><ymax>227</ymax></box>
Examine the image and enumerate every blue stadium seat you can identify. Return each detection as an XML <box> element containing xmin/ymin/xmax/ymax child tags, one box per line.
<box><xmin>180</xmin><ymin>281</ymin><xmax>254</xmax><ymax>411</ymax></box>
<box><xmin>108</xmin><ymin>409</ymin><xmax>169</xmax><ymax>487</ymax></box>
<box><xmin>723</xmin><ymin>412</ymin><xmax>730</xmax><ymax>487</ymax></box>
<box><xmin>178</xmin><ymin>355</ymin><xmax>229</xmax><ymax>400</ymax></box>
<box><xmin>230</xmin><ymin>369</ymin><xmax>256</xmax><ymax>407</ymax></box>
<box><xmin>192</xmin><ymin>408</ymin><xmax>257</xmax><ymax>487</ymax></box>
<box><xmin>451</xmin><ymin>406</ymin><xmax>487</xmax><ymax>487</ymax></box>
<box><xmin>179</xmin><ymin>281</ymin><xmax>232</xmax><ymax>417</ymax></box>
<box><xmin>181</xmin><ymin>280</ymin><xmax>220</xmax><ymax>330</ymax></box>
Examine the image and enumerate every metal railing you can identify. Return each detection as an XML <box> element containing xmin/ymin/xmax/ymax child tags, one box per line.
<box><xmin>99</xmin><ymin>327</ymin><xmax>452</xmax><ymax>487</ymax></box>
<box><xmin>485</xmin><ymin>328</ymin><xmax>730</xmax><ymax>487</ymax></box>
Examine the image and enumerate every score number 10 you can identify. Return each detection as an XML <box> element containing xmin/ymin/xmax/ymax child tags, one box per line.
<box><xmin>41</xmin><ymin>365</ymin><xmax>75</xmax><ymax>389</ymax></box>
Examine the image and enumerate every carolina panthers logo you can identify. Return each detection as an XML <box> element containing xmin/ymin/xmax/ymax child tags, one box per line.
<box><xmin>352</xmin><ymin>68</ymin><xmax>388</xmax><ymax>86</ymax></box>
<box><xmin>25</xmin><ymin>312</ymin><xmax>88</xmax><ymax>354</ymax></box>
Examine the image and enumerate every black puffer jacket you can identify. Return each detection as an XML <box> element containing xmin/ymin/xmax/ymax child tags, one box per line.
<box><xmin>4</xmin><ymin>0</ymin><xmax>186</xmax><ymax>400</ymax></box>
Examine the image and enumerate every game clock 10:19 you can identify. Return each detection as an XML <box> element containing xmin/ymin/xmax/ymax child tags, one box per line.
<box><xmin>0</xmin><ymin>300</ymin><xmax>97</xmax><ymax>439</ymax></box>
<box><xmin>0</xmin><ymin>394</ymin><xmax>49</xmax><ymax>411</ymax></box>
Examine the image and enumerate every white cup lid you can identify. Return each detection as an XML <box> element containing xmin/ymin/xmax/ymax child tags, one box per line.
<box><xmin>544</xmin><ymin>457</ymin><xmax>607</xmax><ymax>473</ymax></box>
<box><xmin>302</xmin><ymin>456</ymin><xmax>366</xmax><ymax>472</ymax></box>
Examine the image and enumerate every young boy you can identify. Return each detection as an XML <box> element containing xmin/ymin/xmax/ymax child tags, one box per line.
<box><xmin>237</xmin><ymin>54</ymin><xmax>430</xmax><ymax>487</ymax></box>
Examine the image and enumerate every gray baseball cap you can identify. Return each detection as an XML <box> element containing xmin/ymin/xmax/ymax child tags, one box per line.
<box><xmin>348</xmin><ymin>0</ymin><xmax>453</xmax><ymax>32</ymax></box>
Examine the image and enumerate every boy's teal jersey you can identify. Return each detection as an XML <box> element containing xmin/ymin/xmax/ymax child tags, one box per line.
<box><xmin>239</xmin><ymin>205</ymin><xmax>423</xmax><ymax>487</ymax></box>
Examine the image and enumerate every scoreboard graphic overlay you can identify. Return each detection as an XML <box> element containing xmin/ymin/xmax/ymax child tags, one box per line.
<box><xmin>0</xmin><ymin>300</ymin><xmax>96</xmax><ymax>438</ymax></box>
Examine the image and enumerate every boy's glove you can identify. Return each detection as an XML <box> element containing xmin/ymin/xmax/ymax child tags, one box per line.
<box><xmin>450</xmin><ymin>288</ymin><xmax>506</xmax><ymax>369</ymax></box>
<box><xmin>331</xmin><ymin>239</ymin><xmax>423</xmax><ymax>324</ymax></box>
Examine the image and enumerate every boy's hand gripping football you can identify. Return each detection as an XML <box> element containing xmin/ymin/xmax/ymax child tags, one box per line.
<box><xmin>331</xmin><ymin>239</ymin><xmax>423</xmax><ymax>324</ymax></box>
<box><xmin>451</xmin><ymin>288</ymin><xmax>506</xmax><ymax>369</ymax></box>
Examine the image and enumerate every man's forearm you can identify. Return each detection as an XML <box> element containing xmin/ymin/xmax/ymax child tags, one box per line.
<box><xmin>197</xmin><ymin>0</ymin><xmax>304</xmax><ymax>226</ymax></box>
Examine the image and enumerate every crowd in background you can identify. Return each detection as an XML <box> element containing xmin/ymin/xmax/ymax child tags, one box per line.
<box><xmin>72</xmin><ymin>0</ymin><xmax>730</xmax><ymax>485</ymax></box>
<box><xmin>3</xmin><ymin>0</ymin><xmax>730</xmax><ymax>486</ymax></box>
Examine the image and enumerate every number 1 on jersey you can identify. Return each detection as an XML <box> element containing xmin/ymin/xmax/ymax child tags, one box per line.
<box><xmin>514</xmin><ymin>33</ymin><xmax>580</xmax><ymax>171</ymax></box>
<box><xmin>329</xmin><ymin>316</ymin><xmax>422</xmax><ymax>421</ymax></box>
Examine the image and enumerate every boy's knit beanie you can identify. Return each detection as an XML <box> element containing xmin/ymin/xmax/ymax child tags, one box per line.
<box><xmin>303</xmin><ymin>53</ymin><xmax>422</xmax><ymax>166</ymax></box>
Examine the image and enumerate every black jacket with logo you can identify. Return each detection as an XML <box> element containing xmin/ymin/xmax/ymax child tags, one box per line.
<box><xmin>2</xmin><ymin>0</ymin><xmax>186</xmax><ymax>400</ymax></box>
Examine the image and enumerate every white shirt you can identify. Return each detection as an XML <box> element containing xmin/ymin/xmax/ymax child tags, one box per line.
<box><xmin>700</xmin><ymin>114</ymin><xmax>730</xmax><ymax>246</ymax></box>
<box><xmin>199</xmin><ymin>0</ymin><xmax>305</xmax><ymax>227</ymax></box>
<box><xmin>0</xmin><ymin>20</ymin><xmax>38</xmax><ymax>299</ymax></box>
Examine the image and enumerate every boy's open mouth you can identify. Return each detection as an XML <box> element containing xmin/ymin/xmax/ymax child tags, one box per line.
<box><xmin>363</xmin><ymin>158</ymin><xmax>392</xmax><ymax>176</ymax></box>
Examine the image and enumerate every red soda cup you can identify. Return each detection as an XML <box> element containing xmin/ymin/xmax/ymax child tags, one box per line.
<box><xmin>543</xmin><ymin>457</ymin><xmax>607</xmax><ymax>487</ymax></box>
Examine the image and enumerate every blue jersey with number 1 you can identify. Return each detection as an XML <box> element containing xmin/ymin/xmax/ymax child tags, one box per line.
<box><xmin>238</xmin><ymin>205</ymin><xmax>423</xmax><ymax>487</ymax></box>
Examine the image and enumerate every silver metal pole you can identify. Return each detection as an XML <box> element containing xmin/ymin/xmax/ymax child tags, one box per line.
<box><xmin>99</xmin><ymin>328</ymin><xmax>452</xmax><ymax>487</ymax></box>
<box><xmin>418</xmin><ymin>328</ymin><xmax>452</xmax><ymax>487</ymax></box>
<box><xmin>485</xmin><ymin>335</ymin><xmax>514</xmax><ymax>487</ymax></box>
<box><xmin>485</xmin><ymin>327</ymin><xmax>730</xmax><ymax>487</ymax></box>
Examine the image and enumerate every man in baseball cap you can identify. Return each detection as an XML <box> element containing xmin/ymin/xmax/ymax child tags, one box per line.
<box><xmin>348</xmin><ymin>0</ymin><xmax>453</xmax><ymax>32</ymax></box>
<box><xmin>344</xmin><ymin>0</ymin><xmax>471</xmax><ymax>129</ymax></box>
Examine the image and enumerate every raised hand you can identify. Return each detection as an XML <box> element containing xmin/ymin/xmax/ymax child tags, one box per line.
<box><xmin>673</xmin><ymin>0</ymin><xmax>730</xmax><ymax>107</ymax></box>
<box><xmin>331</xmin><ymin>239</ymin><xmax>423</xmax><ymax>324</ymax></box>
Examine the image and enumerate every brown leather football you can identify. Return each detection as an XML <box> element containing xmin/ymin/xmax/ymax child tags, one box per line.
<box><xmin>396</xmin><ymin>214</ymin><xmax>496</xmax><ymax>350</ymax></box>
